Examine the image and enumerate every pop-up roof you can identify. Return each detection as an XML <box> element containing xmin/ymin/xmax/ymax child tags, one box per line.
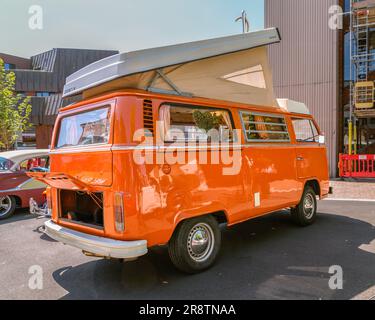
<box><xmin>63</xmin><ymin>28</ymin><xmax>281</xmax><ymax>107</ymax></box>
<box><xmin>277</xmin><ymin>99</ymin><xmax>311</xmax><ymax>115</ymax></box>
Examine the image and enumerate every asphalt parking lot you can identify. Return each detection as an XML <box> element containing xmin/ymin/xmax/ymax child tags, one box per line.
<box><xmin>1</xmin><ymin>200</ymin><xmax>375</xmax><ymax>300</ymax></box>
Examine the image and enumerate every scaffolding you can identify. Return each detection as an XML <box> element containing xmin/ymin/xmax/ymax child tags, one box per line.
<box><xmin>348</xmin><ymin>0</ymin><xmax>375</xmax><ymax>156</ymax></box>
<box><xmin>351</xmin><ymin>0</ymin><xmax>375</xmax><ymax>114</ymax></box>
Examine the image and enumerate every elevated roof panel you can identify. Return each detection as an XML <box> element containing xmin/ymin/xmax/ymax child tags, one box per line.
<box><xmin>63</xmin><ymin>28</ymin><xmax>281</xmax><ymax>98</ymax></box>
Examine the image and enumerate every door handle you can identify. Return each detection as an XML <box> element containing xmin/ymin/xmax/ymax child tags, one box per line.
<box><xmin>296</xmin><ymin>157</ymin><xmax>304</xmax><ymax>161</ymax></box>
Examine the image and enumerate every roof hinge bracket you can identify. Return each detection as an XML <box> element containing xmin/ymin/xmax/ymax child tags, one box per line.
<box><xmin>146</xmin><ymin>69</ymin><xmax>192</xmax><ymax>97</ymax></box>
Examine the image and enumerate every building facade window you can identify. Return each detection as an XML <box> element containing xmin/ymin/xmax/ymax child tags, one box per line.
<box><xmin>16</xmin><ymin>125</ymin><xmax>37</xmax><ymax>150</ymax></box>
<box><xmin>36</xmin><ymin>92</ymin><xmax>50</xmax><ymax>97</ymax></box>
<box><xmin>4</xmin><ymin>63</ymin><xmax>16</xmax><ymax>70</ymax></box>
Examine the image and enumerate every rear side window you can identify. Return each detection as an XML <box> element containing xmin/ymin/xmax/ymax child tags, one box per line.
<box><xmin>292</xmin><ymin>118</ymin><xmax>319</xmax><ymax>143</ymax></box>
<box><xmin>159</xmin><ymin>104</ymin><xmax>234</xmax><ymax>142</ymax></box>
<box><xmin>240</xmin><ymin>111</ymin><xmax>290</xmax><ymax>142</ymax></box>
<box><xmin>0</xmin><ymin>157</ymin><xmax>13</xmax><ymax>171</ymax></box>
<box><xmin>56</xmin><ymin>107</ymin><xmax>111</xmax><ymax>148</ymax></box>
<box><xmin>18</xmin><ymin>156</ymin><xmax>49</xmax><ymax>172</ymax></box>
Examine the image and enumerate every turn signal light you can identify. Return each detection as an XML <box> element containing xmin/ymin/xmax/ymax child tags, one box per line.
<box><xmin>114</xmin><ymin>192</ymin><xmax>124</xmax><ymax>232</ymax></box>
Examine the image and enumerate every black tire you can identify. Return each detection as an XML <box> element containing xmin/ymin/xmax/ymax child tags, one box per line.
<box><xmin>0</xmin><ymin>196</ymin><xmax>17</xmax><ymax>220</ymax></box>
<box><xmin>168</xmin><ymin>215</ymin><xmax>221</xmax><ymax>274</ymax></box>
<box><xmin>291</xmin><ymin>186</ymin><xmax>317</xmax><ymax>227</ymax></box>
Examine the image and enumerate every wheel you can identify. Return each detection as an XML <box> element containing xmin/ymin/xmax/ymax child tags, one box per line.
<box><xmin>0</xmin><ymin>196</ymin><xmax>17</xmax><ymax>220</ymax></box>
<box><xmin>291</xmin><ymin>186</ymin><xmax>317</xmax><ymax>227</ymax></box>
<box><xmin>168</xmin><ymin>215</ymin><xmax>221</xmax><ymax>274</ymax></box>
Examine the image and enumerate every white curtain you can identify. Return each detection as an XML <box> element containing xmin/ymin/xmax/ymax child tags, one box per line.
<box><xmin>221</xmin><ymin>111</ymin><xmax>233</xmax><ymax>142</ymax></box>
<box><xmin>159</xmin><ymin>105</ymin><xmax>171</xmax><ymax>141</ymax></box>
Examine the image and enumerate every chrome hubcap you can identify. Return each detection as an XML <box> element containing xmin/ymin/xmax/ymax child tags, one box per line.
<box><xmin>0</xmin><ymin>196</ymin><xmax>11</xmax><ymax>217</ymax></box>
<box><xmin>303</xmin><ymin>193</ymin><xmax>315</xmax><ymax>220</ymax></box>
<box><xmin>187</xmin><ymin>223</ymin><xmax>214</xmax><ymax>262</ymax></box>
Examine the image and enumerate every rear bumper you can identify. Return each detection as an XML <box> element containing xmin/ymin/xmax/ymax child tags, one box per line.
<box><xmin>44</xmin><ymin>220</ymin><xmax>148</xmax><ymax>259</ymax></box>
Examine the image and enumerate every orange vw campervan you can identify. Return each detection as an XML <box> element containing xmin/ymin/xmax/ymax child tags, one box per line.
<box><xmin>30</xmin><ymin>29</ymin><xmax>330</xmax><ymax>273</ymax></box>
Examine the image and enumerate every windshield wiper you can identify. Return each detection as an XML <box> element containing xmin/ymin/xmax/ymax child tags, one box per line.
<box><xmin>300</xmin><ymin>134</ymin><xmax>319</xmax><ymax>143</ymax></box>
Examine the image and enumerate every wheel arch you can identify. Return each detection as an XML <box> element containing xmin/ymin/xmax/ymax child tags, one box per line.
<box><xmin>170</xmin><ymin>210</ymin><xmax>229</xmax><ymax>241</ymax></box>
<box><xmin>304</xmin><ymin>179</ymin><xmax>321</xmax><ymax>198</ymax></box>
<box><xmin>7</xmin><ymin>195</ymin><xmax>22</xmax><ymax>207</ymax></box>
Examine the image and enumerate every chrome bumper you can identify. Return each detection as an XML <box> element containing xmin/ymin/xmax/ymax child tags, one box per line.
<box><xmin>44</xmin><ymin>220</ymin><xmax>148</xmax><ymax>259</ymax></box>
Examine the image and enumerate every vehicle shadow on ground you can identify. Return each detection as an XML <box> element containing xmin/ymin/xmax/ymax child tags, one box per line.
<box><xmin>52</xmin><ymin>211</ymin><xmax>375</xmax><ymax>300</ymax></box>
<box><xmin>0</xmin><ymin>210</ymin><xmax>35</xmax><ymax>226</ymax></box>
<box><xmin>0</xmin><ymin>210</ymin><xmax>57</xmax><ymax>242</ymax></box>
<box><xmin>33</xmin><ymin>223</ymin><xmax>58</xmax><ymax>243</ymax></box>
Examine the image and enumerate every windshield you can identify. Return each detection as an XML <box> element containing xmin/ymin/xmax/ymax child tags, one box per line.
<box><xmin>292</xmin><ymin>118</ymin><xmax>319</xmax><ymax>143</ymax></box>
<box><xmin>0</xmin><ymin>157</ymin><xmax>14</xmax><ymax>171</ymax></box>
<box><xmin>56</xmin><ymin>107</ymin><xmax>111</xmax><ymax>148</ymax></box>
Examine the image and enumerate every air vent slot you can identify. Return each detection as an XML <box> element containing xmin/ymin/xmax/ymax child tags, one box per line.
<box><xmin>143</xmin><ymin>99</ymin><xmax>154</xmax><ymax>136</ymax></box>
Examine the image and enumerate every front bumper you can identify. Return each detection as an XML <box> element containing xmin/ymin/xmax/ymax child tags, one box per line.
<box><xmin>44</xmin><ymin>220</ymin><xmax>148</xmax><ymax>259</ymax></box>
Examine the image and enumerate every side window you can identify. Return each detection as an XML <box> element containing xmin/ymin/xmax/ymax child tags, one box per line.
<box><xmin>292</xmin><ymin>118</ymin><xmax>319</xmax><ymax>143</ymax></box>
<box><xmin>159</xmin><ymin>104</ymin><xmax>234</xmax><ymax>142</ymax></box>
<box><xmin>38</xmin><ymin>156</ymin><xmax>49</xmax><ymax>169</ymax></box>
<box><xmin>240</xmin><ymin>111</ymin><xmax>290</xmax><ymax>142</ymax></box>
<box><xmin>18</xmin><ymin>156</ymin><xmax>49</xmax><ymax>172</ymax></box>
<box><xmin>18</xmin><ymin>159</ymin><xmax>32</xmax><ymax>171</ymax></box>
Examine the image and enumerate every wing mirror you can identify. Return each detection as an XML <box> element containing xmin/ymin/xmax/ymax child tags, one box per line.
<box><xmin>318</xmin><ymin>135</ymin><xmax>325</xmax><ymax>144</ymax></box>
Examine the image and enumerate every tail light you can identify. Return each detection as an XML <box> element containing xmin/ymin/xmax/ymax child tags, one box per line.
<box><xmin>114</xmin><ymin>192</ymin><xmax>124</xmax><ymax>232</ymax></box>
<box><xmin>46</xmin><ymin>188</ymin><xmax>52</xmax><ymax>216</ymax></box>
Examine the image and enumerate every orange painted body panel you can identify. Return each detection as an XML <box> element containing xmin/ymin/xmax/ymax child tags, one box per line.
<box><xmin>45</xmin><ymin>90</ymin><xmax>329</xmax><ymax>248</ymax></box>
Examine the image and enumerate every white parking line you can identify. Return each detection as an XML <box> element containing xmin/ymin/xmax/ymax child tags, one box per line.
<box><xmin>324</xmin><ymin>198</ymin><xmax>375</xmax><ymax>202</ymax></box>
<box><xmin>351</xmin><ymin>285</ymin><xmax>375</xmax><ymax>300</ymax></box>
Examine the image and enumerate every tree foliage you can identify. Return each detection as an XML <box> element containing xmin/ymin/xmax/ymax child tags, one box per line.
<box><xmin>192</xmin><ymin>110</ymin><xmax>222</xmax><ymax>132</ymax></box>
<box><xmin>0</xmin><ymin>58</ymin><xmax>32</xmax><ymax>150</ymax></box>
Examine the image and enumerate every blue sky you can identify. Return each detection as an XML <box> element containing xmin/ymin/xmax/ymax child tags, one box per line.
<box><xmin>1</xmin><ymin>0</ymin><xmax>264</xmax><ymax>57</ymax></box>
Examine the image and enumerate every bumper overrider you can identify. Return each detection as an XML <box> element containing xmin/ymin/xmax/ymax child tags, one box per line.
<box><xmin>44</xmin><ymin>220</ymin><xmax>148</xmax><ymax>259</ymax></box>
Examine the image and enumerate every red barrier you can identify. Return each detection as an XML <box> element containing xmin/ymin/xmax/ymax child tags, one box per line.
<box><xmin>339</xmin><ymin>154</ymin><xmax>375</xmax><ymax>178</ymax></box>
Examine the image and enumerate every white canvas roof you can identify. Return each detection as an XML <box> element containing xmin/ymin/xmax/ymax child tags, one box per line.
<box><xmin>63</xmin><ymin>28</ymin><xmax>281</xmax><ymax>107</ymax></box>
<box><xmin>277</xmin><ymin>99</ymin><xmax>311</xmax><ymax>115</ymax></box>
